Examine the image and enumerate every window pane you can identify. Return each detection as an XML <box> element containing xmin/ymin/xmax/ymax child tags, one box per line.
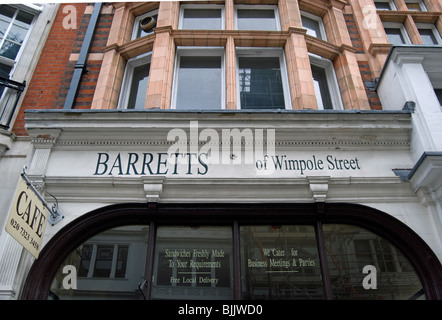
<box><xmin>78</xmin><ymin>244</ymin><xmax>93</xmax><ymax>277</ymax></box>
<box><xmin>323</xmin><ymin>224</ymin><xmax>425</xmax><ymax>300</ymax></box>
<box><xmin>375</xmin><ymin>2</ymin><xmax>393</xmax><ymax>10</ymax></box>
<box><xmin>1</xmin><ymin>40</ymin><xmax>20</xmax><ymax>60</ymax></box>
<box><xmin>176</xmin><ymin>56</ymin><xmax>222</xmax><ymax>110</ymax></box>
<box><xmin>49</xmin><ymin>225</ymin><xmax>149</xmax><ymax>300</ymax></box>
<box><xmin>237</xmin><ymin>9</ymin><xmax>277</xmax><ymax>31</ymax></box>
<box><xmin>241</xmin><ymin>225</ymin><xmax>324</xmax><ymax>300</ymax></box>
<box><xmin>406</xmin><ymin>3</ymin><xmax>422</xmax><ymax>11</ymax></box>
<box><xmin>7</xmin><ymin>23</ymin><xmax>28</xmax><ymax>44</ymax></box>
<box><xmin>93</xmin><ymin>245</ymin><xmax>114</xmax><ymax>278</ymax></box>
<box><xmin>15</xmin><ymin>10</ymin><xmax>34</xmax><ymax>26</ymax></box>
<box><xmin>311</xmin><ymin>64</ymin><xmax>333</xmax><ymax>110</ymax></box>
<box><xmin>385</xmin><ymin>28</ymin><xmax>406</xmax><ymax>44</ymax></box>
<box><xmin>152</xmin><ymin>226</ymin><xmax>233</xmax><ymax>299</ymax></box>
<box><xmin>239</xmin><ymin>56</ymin><xmax>285</xmax><ymax>109</ymax></box>
<box><xmin>115</xmin><ymin>245</ymin><xmax>129</xmax><ymax>278</ymax></box>
<box><xmin>419</xmin><ymin>29</ymin><xmax>438</xmax><ymax>45</ymax></box>
<box><xmin>128</xmin><ymin>63</ymin><xmax>150</xmax><ymax>109</ymax></box>
<box><xmin>182</xmin><ymin>9</ymin><xmax>222</xmax><ymax>30</ymax></box>
<box><xmin>0</xmin><ymin>5</ymin><xmax>16</xmax><ymax>39</ymax></box>
<box><xmin>302</xmin><ymin>15</ymin><xmax>322</xmax><ymax>39</ymax></box>
<box><xmin>434</xmin><ymin>88</ymin><xmax>442</xmax><ymax>105</ymax></box>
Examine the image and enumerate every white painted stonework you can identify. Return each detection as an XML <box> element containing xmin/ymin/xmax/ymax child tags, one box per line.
<box><xmin>1</xmin><ymin>108</ymin><xmax>441</xmax><ymax>299</ymax></box>
<box><xmin>20</xmin><ymin>110</ymin><xmax>441</xmax><ymax>266</ymax></box>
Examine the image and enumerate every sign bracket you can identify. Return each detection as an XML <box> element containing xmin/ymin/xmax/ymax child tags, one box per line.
<box><xmin>21</xmin><ymin>166</ymin><xmax>64</xmax><ymax>226</ymax></box>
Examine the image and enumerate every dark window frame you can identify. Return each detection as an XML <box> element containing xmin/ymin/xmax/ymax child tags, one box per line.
<box><xmin>21</xmin><ymin>202</ymin><xmax>442</xmax><ymax>300</ymax></box>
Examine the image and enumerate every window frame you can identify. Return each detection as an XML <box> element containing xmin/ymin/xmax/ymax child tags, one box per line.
<box><xmin>131</xmin><ymin>9</ymin><xmax>159</xmax><ymax>40</ymax></box>
<box><xmin>0</xmin><ymin>4</ymin><xmax>38</xmax><ymax>73</ymax></box>
<box><xmin>374</xmin><ymin>0</ymin><xmax>397</xmax><ymax>11</ymax></box>
<box><xmin>383</xmin><ymin>22</ymin><xmax>411</xmax><ymax>45</ymax></box>
<box><xmin>234</xmin><ymin>4</ymin><xmax>281</xmax><ymax>31</ymax></box>
<box><xmin>178</xmin><ymin>4</ymin><xmax>225</xmax><ymax>30</ymax></box>
<box><xmin>171</xmin><ymin>46</ymin><xmax>226</xmax><ymax>110</ymax></box>
<box><xmin>117</xmin><ymin>52</ymin><xmax>152</xmax><ymax>110</ymax></box>
<box><xmin>416</xmin><ymin>23</ymin><xmax>442</xmax><ymax>45</ymax></box>
<box><xmin>309</xmin><ymin>53</ymin><xmax>343</xmax><ymax>111</ymax></box>
<box><xmin>21</xmin><ymin>202</ymin><xmax>442</xmax><ymax>300</ymax></box>
<box><xmin>300</xmin><ymin>11</ymin><xmax>328</xmax><ymax>41</ymax></box>
<box><xmin>404</xmin><ymin>0</ymin><xmax>427</xmax><ymax>11</ymax></box>
<box><xmin>79</xmin><ymin>242</ymin><xmax>131</xmax><ymax>279</ymax></box>
<box><xmin>235</xmin><ymin>47</ymin><xmax>292</xmax><ymax>110</ymax></box>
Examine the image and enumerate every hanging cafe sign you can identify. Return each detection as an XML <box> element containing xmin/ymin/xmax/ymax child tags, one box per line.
<box><xmin>5</xmin><ymin>168</ymin><xmax>64</xmax><ymax>259</ymax></box>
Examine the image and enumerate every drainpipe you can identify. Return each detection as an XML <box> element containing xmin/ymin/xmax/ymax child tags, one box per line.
<box><xmin>63</xmin><ymin>2</ymin><xmax>102</xmax><ymax>109</ymax></box>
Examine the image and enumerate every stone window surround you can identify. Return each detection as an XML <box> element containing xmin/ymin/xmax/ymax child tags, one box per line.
<box><xmin>349</xmin><ymin>0</ymin><xmax>441</xmax><ymax>78</ymax></box>
<box><xmin>91</xmin><ymin>0</ymin><xmax>369</xmax><ymax>111</ymax></box>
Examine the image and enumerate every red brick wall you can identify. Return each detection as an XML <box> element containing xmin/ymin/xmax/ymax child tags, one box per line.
<box><xmin>344</xmin><ymin>13</ymin><xmax>382</xmax><ymax>111</ymax></box>
<box><xmin>13</xmin><ymin>3</ymin><xmax>111</xmax><ymax>135</ymax></box>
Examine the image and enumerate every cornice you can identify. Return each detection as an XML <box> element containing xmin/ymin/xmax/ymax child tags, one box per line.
<box><xmin>43</xmin><ymin>175</ymin><xmax>416</xmax><ymax>204</ymax></box>
<box><xmin>24</xmin><ymin>110</ymin><xmax>412</xmax><ymax>150</ymax></box>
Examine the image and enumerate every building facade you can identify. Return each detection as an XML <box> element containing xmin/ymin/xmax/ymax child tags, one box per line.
<box><xmin>0</xmin><ymin>1</ymin><xmax>441</xmax><ymax>300</ymax></box>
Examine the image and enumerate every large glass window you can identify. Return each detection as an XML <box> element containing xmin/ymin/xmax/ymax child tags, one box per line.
<box><xmin>301</xmin><ymin>11</ymin><xmax>327</xmax><ymax>40</ymax></box>
<box><xmin>323</xmin><ymin>224</ymin><xmax>425</xmax><ymax>300</ymax></box>
<box><xmin>383</xmin><ymin>23</ymin><xmax>410</xmax><ymax>45</ymax></box>
<box><xmin>0</xmin><ymin>5</ymin><xmax>34</xmax><ymax>61</ymax></box>
<box><xmin>118</xmin><ymin>53</ymin><xmax>151</xmax><ymax>109</ymax></box>
<box><xmin>309</xmin><ymin>54</ymin><xmax>342</xmax><ymax>110</ymax></box>
<box><xmin>48</xmin><ymin>221</ymin><xmax>427</xmax><ymax>300</ymax></box>
<box><xmin>237</xmin><ymin>49</ymin><xmax>290</xmax><ymax>110</ymax></box>
<box><xmin>151</xmin><ymin>226</ymin><xmax>233</xmax><ymax>299</ymax></box>
<box><xmin>49</xmin><ymin>225</ymin><xmax>150</xmax><ymax>300</ymax></box>
<box><xmin>241</xmin><ymin>225</ymin><xmax>323</xmax><ymax>300</ymax></box>
<box><xmin>311</xmin><ymin>64</ymin><xmax>333</xmax><ymax>110</ymax></box>
<box><xmin>172</xmin><ymin>48</ymin><xmax>224</xmax><ymax>110</ymax></box>
<box><xmin>179</xmin><ymin>5</ymin><xmax>224</xmax><ymax>30</ymax></box>
<box><xmin>416</xmin><ymin>24</ymin><xmax>442</xmax><ymax>45</ymax></box>
<box><xmin>235</xmin><ymin>5</ymin><xmax>279</xmax><ymax>31</ymax></box>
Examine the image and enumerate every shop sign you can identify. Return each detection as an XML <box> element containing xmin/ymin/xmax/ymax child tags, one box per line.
<box><xmin>5</xmin><ymin>177</ymin><xmax>48</xmax><ymax>259</ymax></box>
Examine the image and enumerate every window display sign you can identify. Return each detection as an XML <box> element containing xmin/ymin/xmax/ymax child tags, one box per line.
<box><xmin>240</xmin><ymin>225</ymin><xmax>323</xmax><ymax>299</ymax></box>
<box><xmin>5</xmin><ymin>177</ymin><xmax>49</xmax><ymax>259</ymax></box>
<box><xmin>152</xmin><ymin>226</ymin><xmax>233</xmax><ymax>299</ymax></box>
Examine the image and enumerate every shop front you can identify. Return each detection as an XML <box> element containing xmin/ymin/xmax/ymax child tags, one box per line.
<box><xmin>20</xmin><ymin>109</ymin><xmax>442</xmax><ymax>300</ymax></box>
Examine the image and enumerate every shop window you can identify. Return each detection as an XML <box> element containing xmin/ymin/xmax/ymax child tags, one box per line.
<box><xmin>383</xmin><ymin>22</ymin><xmax>410</xmax><ymax>44</ymax></box>
<box><xmin>374</xmin><ymin>0</ymin><xmax>397</xmax><ymax>10</ymax></box>
<box><xmin>323</xmin><ymin>224</ymin><xmax>424</xmax><ymax>300</ymax></box>
<box><xmin>179</xmin><ymin>4</ymin><xmax>224</xmax><ymax>30</ymax></box>
<box><xmin>237</xmin><ymin>48</ymin><xmax>290</xmax><ymax>110</ymax></box>
<box><xmin>132</xmin><ymin>10</ymin><xmax>158</xmax><ymax>39</ymax></box>
<box><xmin>309</xmin><ymin>54</ymin><xmax>343</xmax><ymax>110</ymax></box>
<box><xmin>416</xmin><ymin>24</ymin><xmax>442</xmax><ymax>45</ymax></box>
<box><xmin>405</xmin><ymin>0</ymin><xmax>427</xmax><ymax>11</ymax></box>
<box><xmin>151</xmin><ymin>226</ymin><xmax>233</xmax><ymax>299</ymax></box>
<box><xmin>172</xmin><ymin>47</ymin><xmax>225</xmax><ymax>110</ymax></box>
<box><xmin>241</xmin><ymin>225</ymin><xmax>324</xmax><ymax>300</ymax></box>
<box><xmin>118</xmin><ymin>53</ymin><xmax>151</xmax><ymax>109</ymax></box>
<box><xmin>49</xmin><ymin>225</ymin><xmax>149</xmax><ymax>300</ymax></box>
<box><xmin>235</xmin><ymin>5</ymin><xmax>280</xmax><ymax>31</ymax></box>
<box><xmin>48</xmin><ymin>220</ymin><xmax>426</xmax><ymax>300</ymax></box>
<box><xmin>301</xmin><ymin>11</ymin><xmax>327</xmax><ymax>41</ymax></box>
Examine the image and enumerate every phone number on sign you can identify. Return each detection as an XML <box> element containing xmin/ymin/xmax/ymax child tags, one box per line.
<box><xmin>9</xmin><ymin>218</ymin><xmax>40</xmax><ymax>251</ymax></box>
